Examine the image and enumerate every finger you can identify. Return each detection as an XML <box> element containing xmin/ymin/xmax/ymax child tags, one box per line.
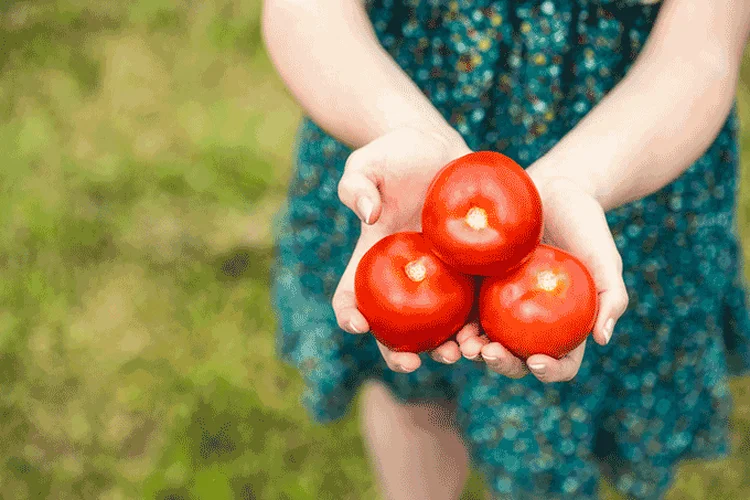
<box><xmin>455</xmin><ymin>321</ymin><xmax>481</xmax><ymax>344</ymax></box>
<box><xmin>526</xmin><ymin>341</ymin><xmax>586</xmax><ymax>383</ymax></box>
<box><xmin>377</xmin><ymin>340</ymin><xmax>421</xmax><ymax>373</ymax></box>
<box><xmin>460</xmin><ymin>335</ymin><xmax>490</xmax><ymax>361</ymax></box>
<box><xmin>332</xmin><ymin>230</ymin><xmax>382</xmax><ymax>334</ymax></box>
<box><xmin>542</xmin><ymin>193</ymin><xmax>628</xmax><ymax>346</ymax></box>
<box><xmin>481</xmin><ymin>342</ymin><xmax>529</xmax><ymax>379</ymax></box>
<box><xmin>455</xmin><ymin>322</ymin><xmax>487</xmax><ymax>361</ymax></box>
<box><xmin>583</xmin><ymin>234</ymin><xmax>627</xmax><ymax>346</ymax></box>
<box><xmin>458</xmin><ymin>331</ymin><xmax>490</xmax><ymax>362</ymax></box>
<box><xmin>338</xmin><ymin>148</ymin><xmax>383</xmax><ymax>225</ymax></box>
<box><xmin>429</xmin><ymin>340</ymin><xmax>461</xmax><ymax>364</ymax></box>
<box><xmin>573</xmin><ymin>210</ymin><xmax>627</xmax><ymax>346</ymax></box>
<box><xmin>332</xmin><ymin>288</ymin><xmax>369</xmax><ymax>334</ymax></box>
<box><xmin>592</xmin><ymin>281</ymin><xmax>629</xmax><ymax>346</ymax></box>
<box><xmin>332</xmin><ymin>256</ymin><xmax>369</xmax><ymax>334</ymax></box>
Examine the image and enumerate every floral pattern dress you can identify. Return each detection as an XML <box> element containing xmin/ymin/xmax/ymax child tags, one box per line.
<box><xmin>272</xmin><ymin>1</ymin><xmax>750</xmax><ymax>498</ymax></box>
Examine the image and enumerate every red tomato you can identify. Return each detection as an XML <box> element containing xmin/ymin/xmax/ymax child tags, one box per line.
<box><xmin>479</xmin><ymin>244</ymin><xmax>598</xmax><ymax>360</ymax></box>
<box><xmin>421</xmin><ymin>151</ymin><xmax>543</xmax><ymax>276</ymax></box>
<box><xmin>355</xmin><ymin>232</ymin><xmax>475</xmax><ymax>353</ymax></box>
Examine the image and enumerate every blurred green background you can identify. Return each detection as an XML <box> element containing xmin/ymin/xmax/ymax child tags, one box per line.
<box><xmin>1</xmin><ymin>1</ymin><xmax>750</xmax><ymax>499</ymax></box>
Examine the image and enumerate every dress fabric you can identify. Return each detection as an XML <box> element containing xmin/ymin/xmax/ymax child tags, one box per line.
<box><xmin>271</xmin><ymin>1</ymin><xmax>750</xmax><ymax>498</ymax></box>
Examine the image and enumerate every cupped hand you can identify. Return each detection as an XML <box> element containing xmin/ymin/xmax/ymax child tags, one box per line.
<box><xmin>458</xmin><ymin>174</ymin><xmax>629</xmax><ymax>383</ymax></box>
<box><xmin>332</xmin><ymin>126</ymin><xmax>476</xmax><ymax>373</ymax></box>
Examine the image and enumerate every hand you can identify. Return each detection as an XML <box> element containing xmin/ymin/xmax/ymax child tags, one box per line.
<box><xmin>458</xmin><ymin>173</ymin><xmax>629</xmax><ymax>383</ymax></box>
<box><xmin>332</xmin><ymin>126</ymin><xmax>476</xmax><ymax>373</ymax></box>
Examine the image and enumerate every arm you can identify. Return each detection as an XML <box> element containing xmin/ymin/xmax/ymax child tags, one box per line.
<box><xmin>486</xmin><ymin>0</ymin><xmax>750</xmax><ymax>383</ymax></box>
<box><xmin>261</xmin><ymin>0</ymin><xmax>461</xmax><ymax>150</ymax></box>
<box><xmin>263</xmin><ymin>0</ymin><xmax>473</xmax><ymax>373</ymax></box>
<box><xmin>528</xmin><ymin>0</ymin><xmax>750</xmax><ymax>211</ymax></box>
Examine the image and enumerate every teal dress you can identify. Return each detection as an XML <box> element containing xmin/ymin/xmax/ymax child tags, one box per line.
<box><xmin>272</xmin><ymin>1</ymin><xmax>750</xmax><ymax>498</ymax></box>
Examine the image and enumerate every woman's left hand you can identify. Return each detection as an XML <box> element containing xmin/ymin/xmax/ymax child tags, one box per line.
<box><xmin>457</xmin><ymin>172</ymin><xmax>629</xmax><ymax>383</ymax></box>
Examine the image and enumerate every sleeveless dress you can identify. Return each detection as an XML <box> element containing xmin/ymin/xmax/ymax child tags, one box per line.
<box><xmin>272</xmin><ymin>1</ymin><xmax>750</xmax><ymax>498</ymax></box>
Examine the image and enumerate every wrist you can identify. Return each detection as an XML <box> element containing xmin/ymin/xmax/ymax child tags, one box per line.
<box><xmin>426</xmin><ymin>126</ymin><xmax>472</xmax><ymax>159</ymax></box>
<box><xmin>389</xmin><ymin>120</ymin><xmax>471</xmax><ymax>159</ymax></box>
<box><xmin>527</xmin><ymin>158</ymin><xmax>603</xmax><ymax>208</ymax></box>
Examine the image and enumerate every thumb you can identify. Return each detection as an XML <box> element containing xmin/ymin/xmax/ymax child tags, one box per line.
<box><xmin>331</xmin><ymin>227</ymin><xmax>382</xmax><ymax>334</ymax></box>
<box><xmin>338</xmin><ymin>146</ymin><xmax>384</xmax><ymax>225</ymax></box>
<box><xmin>589</xmin><ymin>246</ymin><xmax>629</xmax><ymax>347</ymax></box>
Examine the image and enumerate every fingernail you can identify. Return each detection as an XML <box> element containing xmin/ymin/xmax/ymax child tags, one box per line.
<box><xmin>348</xmin><ymin>321</ymin><xmax>362</xmax><ymax>334</ymax></box>
<box><xmin>356</xmin><ymin>197</ymin><xmax>373</xmax><ymax>224</ymax></box>
<box><xmin>482</xmin><ymin>345</ymin><xmax>502</xmax><ymax>361</ymax></box>
<box><xmin>395</xmin><ymin>364</ymin><xmax>407</xmax><ymax>372</ymax></box>
<box><xmin>603</xmin><ymin>318</ymin><xmax>615</xmax><ymax>344</ymax></box>
<box><xmin>528</xmin><ymin>363</ymin><xmax>546</xmax><ymax>374</ymax></box>
<box><xmin>465</xmin><ymin>354</ymin><xmax>479</xmax><ymax>361</ymax></box>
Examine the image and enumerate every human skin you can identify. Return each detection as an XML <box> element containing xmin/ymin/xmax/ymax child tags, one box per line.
<box><xmin>263</xmin><ymin>1</ymin><xmax>750</xmax><ymax>498</ymax></box>
<box><xmin>262</xmin><ymin>0</ymin><xmax>750</xmax><ymax>380</ymax></box>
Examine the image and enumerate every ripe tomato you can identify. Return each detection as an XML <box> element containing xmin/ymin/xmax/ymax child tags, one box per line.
<box><xmin>421</xmin><ymin>151</ymin><xmax>543</xmax><ymax>276</ymax></box>
<box><xmin>479</xmin><ymin>244</ymin><xmax>597</xmax><ymax>360</ymax></box>
<box><xmin>355</xmin><ymin>232</ymin><xmax>475</xmax><ymax>353</ymax></box>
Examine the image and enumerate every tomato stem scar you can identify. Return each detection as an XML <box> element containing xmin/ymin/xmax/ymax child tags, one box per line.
<box><xmin>536</xmin><ymin>270</ymin><xmax>560</xmax><ymax>292</ymax></box>
<box><xmin>405</xmin><ymin>260</ymin><xmax>427</xmax><ymax>282</ymax></box>
<box><xmin>465</xmin><ymin>206</ymin><xmax>488</xmax><ymax>230</ymax></box>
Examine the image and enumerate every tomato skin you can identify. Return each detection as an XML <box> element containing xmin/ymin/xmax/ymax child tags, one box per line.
<box><xmin>355</xmin><ymin>232</ymin><xmax>475</xmax><ymax>353</ymax></box>
<box><xmin>421</xmin><ymin>151</ymin><xmax>543</xmax><ymax>276</ymax></box>
<box><xmin>479</xmin><ymin>244</ymin><xmax>598</xmax><ymax>360</ymax></box>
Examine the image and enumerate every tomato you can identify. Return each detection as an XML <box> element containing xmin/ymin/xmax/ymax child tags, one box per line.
<box><xmin>479</xmin><ymin>244</ymin><xmax>597</xmax><ymax>360</ymax></box>
<box><xmin>421</xmin><ymin>151</ymin><xmax>543</xmax><ymax>276</ymax></box>
<box><xmin>355</xmin><ymin>232</ymin><xmax>475</xmax><ymax>353</ymax></box>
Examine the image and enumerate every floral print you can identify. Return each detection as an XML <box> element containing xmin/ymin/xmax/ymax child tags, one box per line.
<box><xmin>272</xmin><ymin>1</ymin><xmax>750</xmax><ymax>498</ymax></box>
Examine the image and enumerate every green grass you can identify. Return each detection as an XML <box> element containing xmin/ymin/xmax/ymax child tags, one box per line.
<box><xmin>0</xmin><ymin>1</ymin><xmax>749</xmax><ymax>499</ymax></box>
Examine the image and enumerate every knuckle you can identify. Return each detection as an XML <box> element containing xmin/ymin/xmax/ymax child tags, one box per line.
<box><xmin>336</xmin><ymin>175</ymin><xmax>351</xmax><ymax>201</ymax></box>
<box><xmin>331</xmin><ymin>297</ymin><xmax>347</xmax><ymax>318</ymax></box>
<box><xmin>334</xmin><ymin>314</ymin><xmax>352</xmax><ymax>333</ymax></box>
<box><xmin>615</xmin><ymin>292</ymin><xmax>630</xmax><ymax>314</ymax></box>
<box><xmin>331</xmin><ymin>302</ymin><xmax>341</xmax><ymax>318</ymax></box>
<box><xmin>620</xmin><ymin>296</ymin><xmax>630</xmax><ymax>313</ymax></box>
<box><xmin>613</xmin><ymin>253</ymin><xmax>624</xmax><ymax>273</ymax></box>
<box><xmin>344</xmin><ymin>150</ymin><xmax>363</xmax><ymax>172</ymax></box>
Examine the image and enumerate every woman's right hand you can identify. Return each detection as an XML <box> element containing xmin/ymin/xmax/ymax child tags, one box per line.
<box><xmin>332</xmin><ymin>126</ymin><xmax>478</xmax><ymax>373</ymax></box>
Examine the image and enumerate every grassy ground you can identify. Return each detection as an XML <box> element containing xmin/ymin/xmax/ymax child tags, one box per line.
<box><xmin>0</xmin><ymin>1</ymin><xmax>749</xmax><ymax>499</ymax></box>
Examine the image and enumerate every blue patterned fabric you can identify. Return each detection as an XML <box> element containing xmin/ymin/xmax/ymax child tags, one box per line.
<box><xmin>272</xmin><ymin>1</ymin><xmax>750</xmax><ymax>498</ymax></box>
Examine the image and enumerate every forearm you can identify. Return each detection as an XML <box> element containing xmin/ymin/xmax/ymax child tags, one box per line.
<box><xmin>529</xmin><ymin>0</ymin><xmax>750</xmax><ymax>211</ymax></box>
<box><xmin>262</xmin><ymin>0</ymin><xmax>461</xmax><ymax>149</ymax></box>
